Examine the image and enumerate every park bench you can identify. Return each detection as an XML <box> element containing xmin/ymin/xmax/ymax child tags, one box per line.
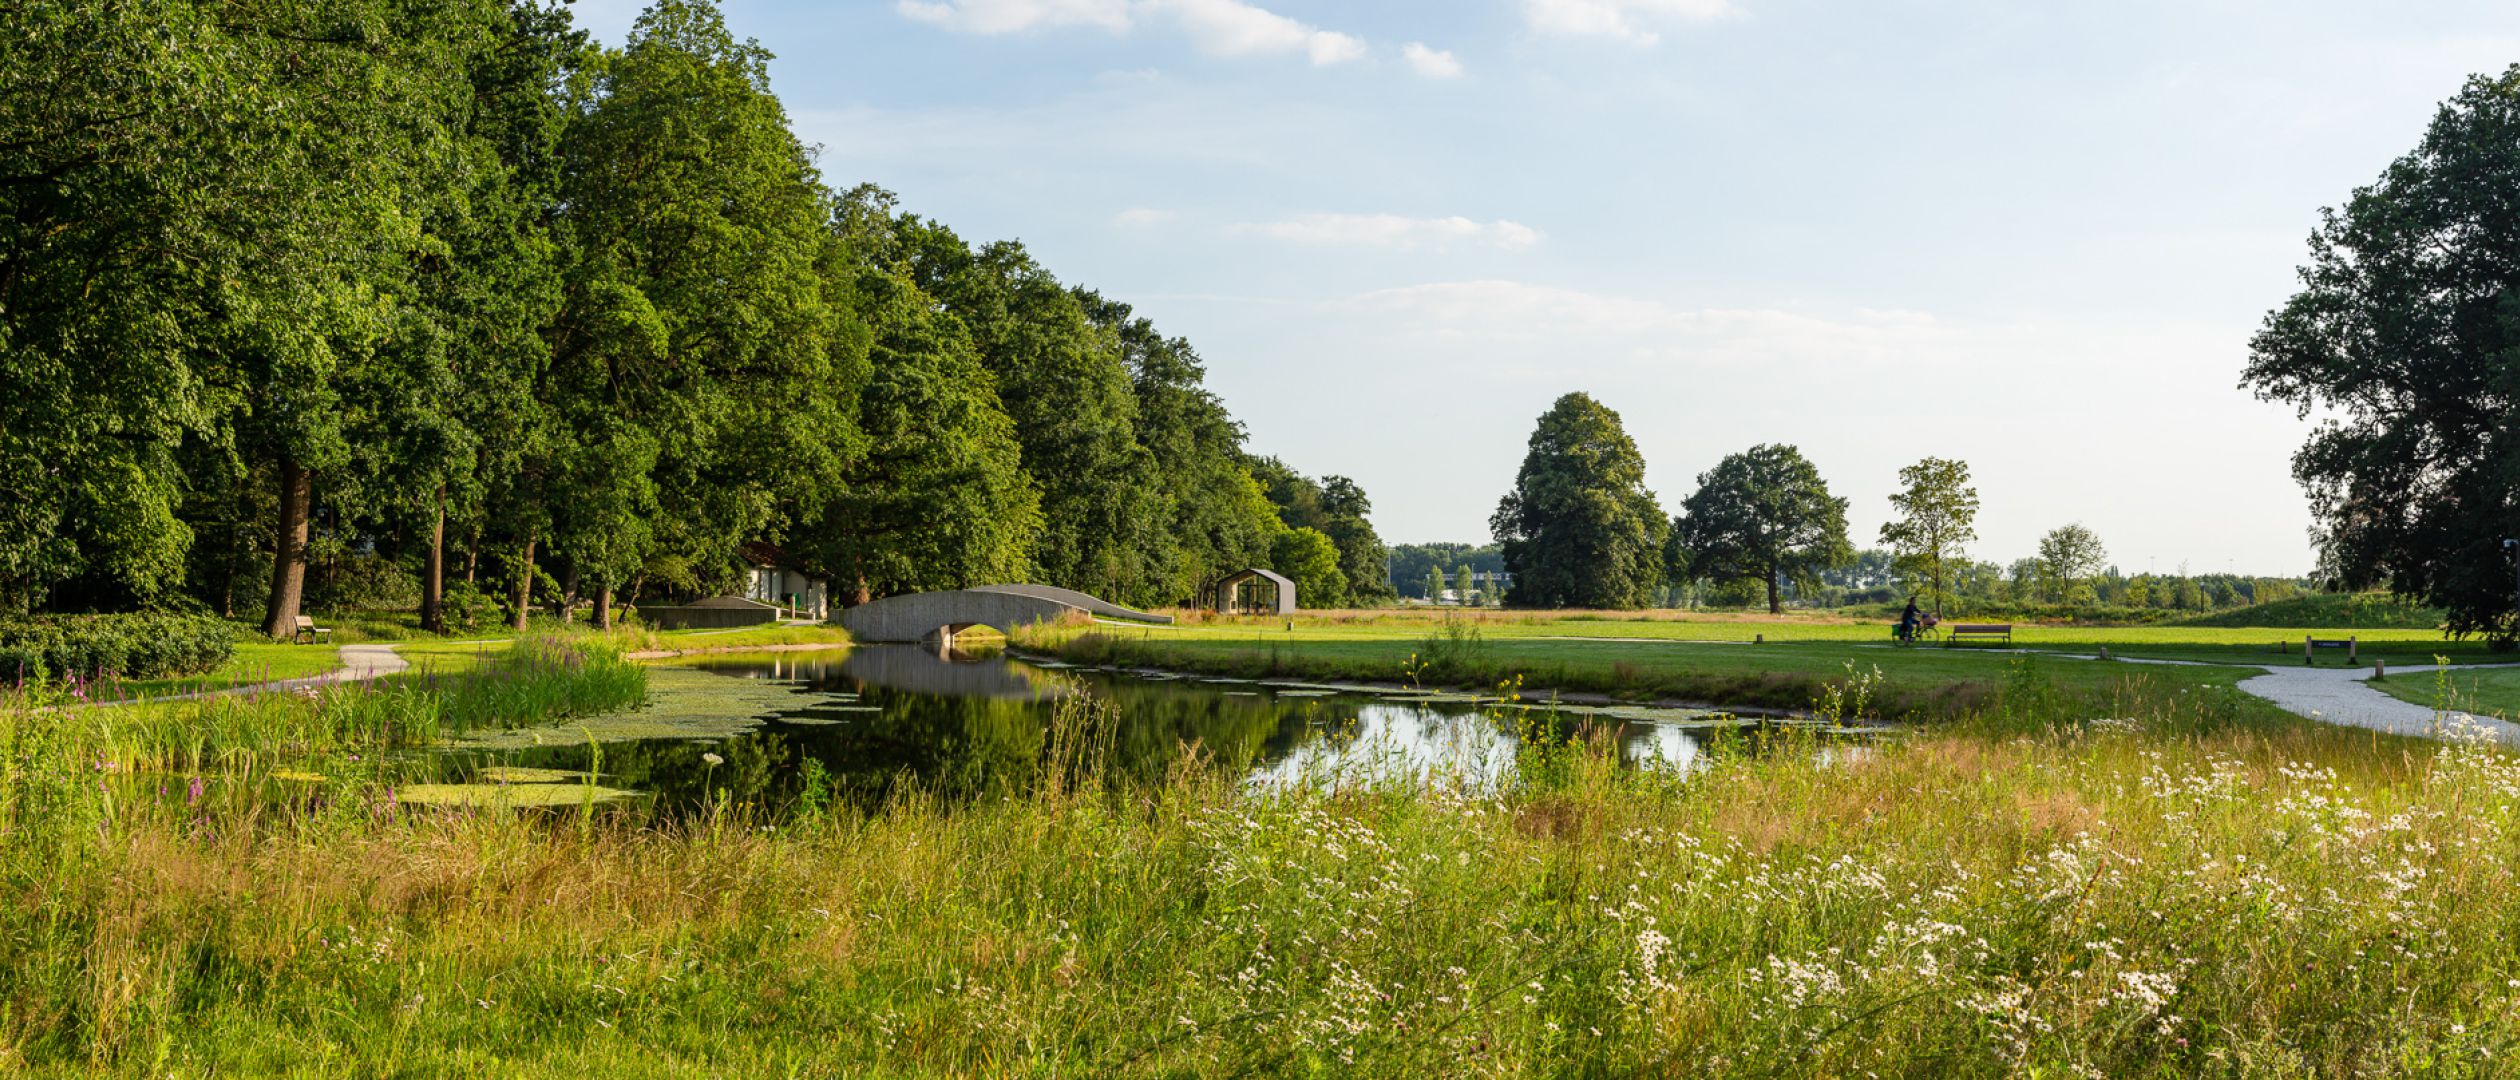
<box><xmin>1945</xmin><ymin>623</ymin><xmax>2013</xmax><ymax>648</ymax></box>
<box><xmin>2302</xmin><ymin>636</ymin><xmax>2356</xmax><ymax>665</ymax></box>
<box><xmin>291</xmin><ymin>614</ymin><xmax>332</xmax><ymax>645</ymax></box>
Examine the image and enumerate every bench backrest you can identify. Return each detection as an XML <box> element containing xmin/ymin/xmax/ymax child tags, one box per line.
<box><xmin>1951</xmin><ymin>624</ymin><xmax>2011</xmax><ymax>633</ymax></box>
<box><xmin>293</xmin><ymin>615</ymin><xmax>315</xmax><ymax>630</ymax></box>
<box><xmin>2308</xmin><ymin>637</ymin><xmax>2353</xmax><ymax>647</ymax></box>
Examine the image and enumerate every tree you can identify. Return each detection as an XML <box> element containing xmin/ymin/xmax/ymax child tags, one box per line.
<box><xmin>1077</xmin><ymin>288</ymin><xmax>1284</xmax><ymax>605</ymax></box>
<box><xmin>2244</xmin><ymin>66</ymin><xmax>2520</xmax><ymax>646</ymax></box>
<box><xmin>2036</xmin><ymin>524</ymin><xmax>2108</xmax><ymax>605</ymax></box>
<box><xmin>1250</xmin><ymin>457</ymin><xmax>1392</xmax><ymax>605</ymax></box>
<box><xmin>1270</xmin><ymin>528</ymin><xmax>1347</xmax><ymax>610</ymax></box>
<box><xmin>1878</xmin><ymin>458</ymin><xmax>1980</xmax><ymax>617</ymax></box>
<box><xmin>546</xmin><ymin>0</ymin><xmax>865</xmax><ymax>627</ymax></box>
<box><xmin>800</xmin><ymin>263</ymin><xmax>1039</xmax><ymax>597</ymax></box>
<box><xmin>1673</xmin><ymin>444</ymin><xmax>1854</xmax><ymax>614</ymax></box>
<box><xmin>1454</xmin><ymin>565</ymin><xmax>1477</xmax><ymax>606</ymax></box>
<box><xmin>1423</xmin><ymin>566</ymin><xmax>1446</xmax><ymax>603</ymax></box>
<box><xmin>1319</xmin><ymin>477</ymin><xmax>1395</xmax><ymax>604</ymax></box>
<box><xmin>1491</xmin><ymin>393</ymin><xmax>1667</xmax><ymax>609</ymax></box>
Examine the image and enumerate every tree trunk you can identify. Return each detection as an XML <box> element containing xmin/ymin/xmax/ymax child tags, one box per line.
<box><xmin>556</xmin><ymin>563</ymin><xmax>578</xmax><ymax>624</ymax></box>
<box><xmin>259</xmin><ymin>458</ymin><xmax>312</xmax><ymax>639</ymax></box>
<box><xmin>510</xmin><ymin>536</ymin><xmax>536</xmax><ymax>633</ymax></box>
<box><xmin>1766</xmin><ymin>562</ymin><xmax>1783</xmax><ymax>615</ymax></box>
<box><xmin>593</xmin><ymin>583</ymin><xmax>613</xmax><ymax>631</ymax></box>
<box><xmin>464</xmin><ymin>522</ymin><xmax>480</xmax><ymax>584</ymax></box>
<box><xmin>420</xmin><ymin>486</ymin><xmax>446</xmax><ymax>634</ymax></box>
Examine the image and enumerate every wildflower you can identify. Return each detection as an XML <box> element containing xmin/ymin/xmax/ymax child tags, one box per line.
<box><xmin>703</xmin><ymin>752</ymin><xmax>724</xmax><ymax>766</ymax></box>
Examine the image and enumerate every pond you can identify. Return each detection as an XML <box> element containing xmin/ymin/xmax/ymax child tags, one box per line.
<box><xmin>423</xmin><ymin>645</ymin><xmax>1848</xmax><ymax>814</ymax></box>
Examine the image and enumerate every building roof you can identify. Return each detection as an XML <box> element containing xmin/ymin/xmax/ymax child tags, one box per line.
<box><xmin>1217</xmin><ymin>567</ymin><xmax>1295</xmax><ymax>589</ymax></box>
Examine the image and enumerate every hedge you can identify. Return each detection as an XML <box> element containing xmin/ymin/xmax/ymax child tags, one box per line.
<box><xmin>0</xmin><ymin>614</ymin><xmax>237</xmax><ymax>685</ymax></box>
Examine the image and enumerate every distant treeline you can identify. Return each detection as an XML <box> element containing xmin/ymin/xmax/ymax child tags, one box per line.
<box><xmin>0</xmin><ymin>0</ymin><xmax>1389</xmax><ymax>632</ymax></box>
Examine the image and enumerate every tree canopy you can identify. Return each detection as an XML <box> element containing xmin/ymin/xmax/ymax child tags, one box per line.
<box><xmin>2245</xmin><ymin>66</ymin><xmax>2520</xmax><ymax>646</ymax></box>
<box><xmin>0</xmin><ymin>0</ymin><xmax>1382</xmax><ymax>627</ymax></box>
<box><xmin>1673</xmin><ymin>444</ymin><xmax>1853</xmax><ymax>614</ymax></box>
<box><xmin>1879</xmin><ymin>457</ymin><xmax>1980</xmax><ymax>616</ymax></box>
<box><xmin>1490</xmin><ymin>393</ymin><xmax>1667</xmax><ymax>609</ymax></box>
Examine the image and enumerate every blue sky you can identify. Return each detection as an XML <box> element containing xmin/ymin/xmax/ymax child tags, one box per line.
<box><xmin>582</xmin><ymin>0</ymin><xmax>2520</xmax><ymax>575</ymax></box>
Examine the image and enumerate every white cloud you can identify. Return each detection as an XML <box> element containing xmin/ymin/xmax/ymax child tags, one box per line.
<box><xmin>1238</xmin><ymin>214</ymin><xmax>1542</xmax><ymax>250</ymax></box>
<box><xmin>1401</xmin><ymin>42</ymin><xmax>1463</xmax><ymax>79</ymax></box>
<box><xmin>1522</xmin><ymin>0</ymin><xmax>1738</xmax><ymax>44</ymax></box>
<box><xmin>900</xmin><ymin>0</ymin><xmax>1366</xmax><ymax>65</ymax></box>
<box><xmin>1353</xmin><ymin>281</ymin><xmax>1946</xmax><ymax>367</ymax></box>
<box><xmin>898</xmin><ymin>0</ymin><xmax>1131</xmax><ymax>33</ymax></box>
<box><xmin>1113</xmin><ymin>206</ymin><xmax>1177</xmax><ymax>227</ymax></box>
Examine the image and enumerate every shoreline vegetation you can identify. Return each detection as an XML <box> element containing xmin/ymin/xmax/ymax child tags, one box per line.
<box><xmin>10</xmin><ymin>623</ymin><xmax>2520</xmax><ymax>1074</ymax></box>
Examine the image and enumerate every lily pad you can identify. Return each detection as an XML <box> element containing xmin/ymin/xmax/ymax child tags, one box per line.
<box><xmin>448</xmin><ymin>666</ymin><xmax>807</xmax><ymax>751</ymax></box>
<box><xmin>394</xmin><ymin>783</ymin><xmax>638</xmax><ymax>808</ymax></box>
<box><xmin>474</xmin><ymin>766</ymin><xmax>590</xmax><ymax>784</ymax></box>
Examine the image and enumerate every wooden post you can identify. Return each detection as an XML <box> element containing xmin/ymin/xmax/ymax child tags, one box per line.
<box><xmin>2304</xmin><ymin>638</ymin><xmax>2313</xmax><ymax>665</ymax></box>
<box><xmin>2374</xmin><ymin>658</ymin><xmax>2387</xmax><ymax>681</ymax></box>
<box><xmin>2349</xmin><ymin>636</ymin><xmax>2357</xmax><ymax>663</ymax></box>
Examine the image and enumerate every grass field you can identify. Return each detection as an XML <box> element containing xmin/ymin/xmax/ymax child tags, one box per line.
<box><xmin>1025</xmin><ymin>609</ymin><xmax>2476</xmax><ymax>720</ymax></box>
<box><xmin>17</xmin><ymin>639</ymin><xmax>2520</xmax><ymax>1074</ymax></box>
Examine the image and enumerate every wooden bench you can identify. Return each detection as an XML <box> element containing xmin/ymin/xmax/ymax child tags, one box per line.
<box><xmin>291</xmin><ymin>614</ymin><xmax>333</xmax><ymax>645</ymax></box>
<box><xmin>1944</xmin><ymin>623</ymin><xmax>2013</xmax><ymax>648</ymax></box>
<box><xmin>2302</xmin><ymin>636</ymin><xmax>2356</xmax><ymax>665</ymax></box>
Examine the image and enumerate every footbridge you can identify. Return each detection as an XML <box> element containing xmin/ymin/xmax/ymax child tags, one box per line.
<box><xmin>836</xmin><ymin>584</ymin><xmax>1174</xmax><ymax>649</ymax></box>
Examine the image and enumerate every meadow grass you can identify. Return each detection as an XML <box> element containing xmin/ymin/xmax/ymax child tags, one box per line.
<box><xmin>8</xmin><ymin>654</ymin><xmax>2520</xmax><ymax>1075</ymax></box>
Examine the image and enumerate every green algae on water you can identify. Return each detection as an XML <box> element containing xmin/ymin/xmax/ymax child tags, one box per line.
<box><xmin>446</xmin><ymin>666</ymin><xmax>811</xmax><ymax>751</ymax></box>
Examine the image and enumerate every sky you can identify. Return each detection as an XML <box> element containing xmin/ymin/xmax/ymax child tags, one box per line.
<box><xmin>578</xmin><ymin>0</ymin><xmax>2520</xmax><ymax>576</ymax></box>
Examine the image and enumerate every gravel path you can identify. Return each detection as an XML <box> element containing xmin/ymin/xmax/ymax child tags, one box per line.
<box><xmin>2235</xmin><ymin>662</ymin><xmax>2520</xmax><ymax>743</ymax></box>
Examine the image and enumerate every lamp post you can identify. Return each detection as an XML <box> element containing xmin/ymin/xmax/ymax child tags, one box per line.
<box><xmin>2506</xmin><ymin>539</ymin><xmax>2519</xmax><ymax>623</ymax></box>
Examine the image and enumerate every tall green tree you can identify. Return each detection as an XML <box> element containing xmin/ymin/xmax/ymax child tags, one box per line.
<box><xmin>802</xmin><ymin>259</ymin><xmax>1039</xmax><ymax>598</ymax></box>
<box><xmin>1490</xmin><ymin>392</ymin><xmax>1668</xmax><ymax>609</ymax></box>
<box><xmin>545</xmin><ymin>0</ymin><xmax>865</xmax><ymax>626</ymax></box>
<box><xmin>2245</xmin><ymin>66</ymin><xmax>2520</xmax><ymax>646</ymax></box>
<box><xmin>899</xmin><ymin>224</ymin><xmax>1158</xmax><ymax>603</ymax></box>
<box><xmin>1879</xmin><ymin>457</ymin><xmax>1980</xmax><ymax>617</ymax></box>
<box><xmin>1270</xmin><ymin>527</ymin><xmax>1347</xmax><ymax>610</ymax></box>
<box><xmin>2036</xmin><ymin>523</ymin><xmax>2108</xmax><ymax>605</ymax></box>
<box><xmin>1077</xmin><ymin>288</ymin><xmax>1282</xmax><ymax>604</ymax></box>
<box><xmin>1673</xmin><ymin>444</ymin><xmax>1854</xmax><ymax>614</ymax></box>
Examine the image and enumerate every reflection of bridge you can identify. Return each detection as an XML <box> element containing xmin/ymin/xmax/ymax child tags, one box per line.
<box><xmin>836</xmin><ymin>584</ymin><xmax>1174</xmax><ymax>650</ymax></box>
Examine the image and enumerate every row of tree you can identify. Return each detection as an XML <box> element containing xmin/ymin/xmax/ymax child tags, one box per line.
<box><xmin>1485</xmin><ymin>392</ymin><xmax>2299</xmax><ymax>613</ymax></box>
<box><xmin>1</xmin><ymin>0</ymin><xmax>1388</xmax><ymax>631</ymax></box>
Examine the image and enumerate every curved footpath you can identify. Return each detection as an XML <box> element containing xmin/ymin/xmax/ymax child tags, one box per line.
<box><xmin>2234</xmin><ymin>662</ymin><xmax>2520</xmax><ymax>742</ymax></box>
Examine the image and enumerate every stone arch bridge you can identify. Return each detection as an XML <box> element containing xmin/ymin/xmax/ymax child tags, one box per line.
<box><xmin>836</xmin><ymin>584</ymin><xmax>1174</xmax><ymax>650</ymax></box>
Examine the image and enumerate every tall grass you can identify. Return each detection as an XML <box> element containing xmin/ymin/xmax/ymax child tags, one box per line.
<box><xmin>4</xmin><ymin>644</ymin><xmax>2519</xmax><ymax>1074</ymax></box>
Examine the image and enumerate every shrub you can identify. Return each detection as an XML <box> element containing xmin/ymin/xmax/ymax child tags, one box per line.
<box><xmin>0</xmin><ymin>614</ymin><xmax>236</xmax><ymax>681</ymax></box>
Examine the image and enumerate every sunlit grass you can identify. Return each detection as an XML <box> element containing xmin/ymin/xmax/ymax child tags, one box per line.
<box><xmin>6</xmin><ymin>655</ymin><xmax>2518</xmax><ymax>1074</ymax></box>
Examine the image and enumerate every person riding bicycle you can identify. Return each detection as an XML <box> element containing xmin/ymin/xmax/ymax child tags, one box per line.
<box><xmin>1896</xmin><ymin>596</ymin><xmax>1922</xmax><ymax>644</ymax></box>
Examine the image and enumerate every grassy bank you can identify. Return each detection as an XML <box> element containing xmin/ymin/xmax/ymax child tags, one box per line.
<box><xmin>1026</xmin><ymin>618</ymin><xmax>2273</xmax><ymax>721</ymax></box>
<box><xmin>8</xmin><ymin>659</ymin><xmax>2520</xmax><ymax>1074</ymax></box>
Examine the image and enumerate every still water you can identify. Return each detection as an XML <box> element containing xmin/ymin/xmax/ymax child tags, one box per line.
<box><xmin>442</xmin><ymin>645</ymin><xmax>1814</xmax><ymax>813</ymax></box>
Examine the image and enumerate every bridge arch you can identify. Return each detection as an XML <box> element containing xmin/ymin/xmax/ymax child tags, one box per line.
<box><xmin>836</xmin><ymin>586</ymin><xmax>1173</xmax><ymax>649</ymax></box>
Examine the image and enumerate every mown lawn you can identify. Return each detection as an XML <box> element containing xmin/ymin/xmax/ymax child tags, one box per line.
<box><xmin>1159</xmin><ymin>609</ymin><xmax>2489</xmax><ymax>666</ymax></box>
<box><xmin>1040</xmin><ymin>618</ymin><xmax>2270</xmax><ymax>719</ymax></box>
<box><xmin>83</xmin><ymin>642</ymin><xmax>345</xmax><ymax>702</ymax></box>
<box><xmin>2373</xmin><ymin>664</ymin><xmax>2520</xmax><ymax>720</ymax></box>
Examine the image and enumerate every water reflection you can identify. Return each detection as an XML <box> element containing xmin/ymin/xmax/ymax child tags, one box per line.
<box><xmin>470</xmin><ymin>646</ymin><xmax>1752</xmax><ymax>815</ymax></box>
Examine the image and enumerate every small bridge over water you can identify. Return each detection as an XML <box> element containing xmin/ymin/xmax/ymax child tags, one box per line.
<box><xmin>836</xmin><ymin>584</ymin><xmax>1174</xmax><ymax>650</ymax></box>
